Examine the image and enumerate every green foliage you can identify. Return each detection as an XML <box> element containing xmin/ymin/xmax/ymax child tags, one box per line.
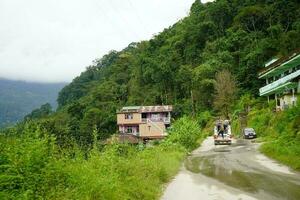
<box><xmin>0</xmin><ymin>125</ymin><xmax>67</xmax><ymax>199</ymax></box>
<box><xmin>0</xmin><ymin>115</ymin><xmax>207</xmax><ymax>199</ymax></box>
<box><xmin>166</xmin><ymin>117</ymin><xmax>203</xmax><ymax>151</ymax></box>
<box><xmin>14</xmin><ymin>0</ymin><xmax>299</xmax><ymax>148</ymax></box>
<box><xmin>234</xmin><ymin>5</ymin><xmax>267</xmax><ymax>32</ymax></box>
<box><xmin>197</xmin><ymin>111</ymin><xmax>212</xmax><ymax>128</ymax></box>
<box><xmin>213</xmin><ymin>70</ymin><xmax>237</xmax><ymax>118</ymax></box>
<box><xmin>234</xmin><ymin>97</ymin><xmax>300</xmax><ymax>170</ymax></box>
<box><xmin>65</xmin><ymin>144</ymin><xmax>185</xmax><ymax>200</ymax></box>
<box><xmin>24</xmin><ymin>103</ymin><xmax>53</xmax><ymax>120</ymax></box>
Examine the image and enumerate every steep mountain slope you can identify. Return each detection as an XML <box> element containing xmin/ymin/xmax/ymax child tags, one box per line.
<box><xmin>22</xmin><ymin>0</ymin><xmax>300</xmax><ymax>146</ymax></box>
<box><xmin>0</xmin><ymin>78</ymin><xmax>66</xmax><ymax>127</ymax></box>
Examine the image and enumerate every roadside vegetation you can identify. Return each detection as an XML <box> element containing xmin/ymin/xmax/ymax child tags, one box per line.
<box><xmin>249</xmin><ymin>100</ymin><xmax>300</xmax><ymax>170</ymax></box>
<box><xmin>0</xmin><ymin>116</ymin><xmax>206</xmax><ymax>200</ymax></box>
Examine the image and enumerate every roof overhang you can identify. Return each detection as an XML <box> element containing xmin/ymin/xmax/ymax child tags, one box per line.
<box><xmin>117</xmin><ymin>105</ymin><xmax>173</xmax><ymax>114</ymax></box>
<box><xmin>259</xmin><ymin>69</ymin><xmax>300</xmax><ymax>96</ymax></box>
<box><xmin>259</xmin><ymin>54</ymin><xmax>300</xmax><ymax>79</ymax></box>
<box><xmin>260</xmin><ymin>82</ymin><xmax>298</xmax><ymax>96</ymax></box>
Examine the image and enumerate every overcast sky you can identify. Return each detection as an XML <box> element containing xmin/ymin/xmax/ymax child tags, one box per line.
<box><xmin>0</xmin><ymin>0</ymin><xmax>212</xmax><ymax>83</ymax></box>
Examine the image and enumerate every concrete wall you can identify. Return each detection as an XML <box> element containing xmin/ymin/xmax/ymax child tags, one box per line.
<box><xmin>139</xmin><ymin>122</ymin><xmax>166</xmax><ymax>137</ymax></box>
<box><xmin>278</xmin><ymin>94</ymin><xmax>298</xmax><ymax>110</ymax></box>
<box><xmin>117</xmin><ymin>113</ymin><xmax>141</xmax><ymax>125</ymax></box>
<box><xmin>119</xmin><ymin>125</ymin><xmax>139</xmax><ymax>134</ymax></box>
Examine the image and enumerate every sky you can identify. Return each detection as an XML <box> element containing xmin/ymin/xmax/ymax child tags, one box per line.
<box><xmin>0</xmin><ymin>0</ymin><xmax>213</xmax><ymax>83</ymax></box>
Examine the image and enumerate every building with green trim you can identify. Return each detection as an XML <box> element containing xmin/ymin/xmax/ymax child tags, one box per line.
<box><xmin>259</xmin><ymin>50</ymin><xmax>300</xmax><ymax>110</ymax></box>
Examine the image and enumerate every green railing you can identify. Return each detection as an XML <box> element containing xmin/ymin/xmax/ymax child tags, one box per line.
<box><xmin>259</xmin><ymin>69</ymin><xmax>300</xmax><ymax>96</ymax></box>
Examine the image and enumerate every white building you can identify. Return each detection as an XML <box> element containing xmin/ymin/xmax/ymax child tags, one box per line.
<box><xmin>259</xmin><ymin>50</ymin><xmax>300</xmax><ymax>111</ymax></box>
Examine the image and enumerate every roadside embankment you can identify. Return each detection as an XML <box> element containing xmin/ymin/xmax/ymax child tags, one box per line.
<box><xmin>232</xmin><ymin>98</ymin><xmax>300</xmax><ymax>171</ymax></box>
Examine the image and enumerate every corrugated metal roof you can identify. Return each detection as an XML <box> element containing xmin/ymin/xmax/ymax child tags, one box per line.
<box><xmin>259</xmin><ymin>49</ymin><xmax>300</xmax><ymax>78</ymax></box>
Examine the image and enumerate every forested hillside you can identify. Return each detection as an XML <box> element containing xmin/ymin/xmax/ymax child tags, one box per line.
<box><xmin>48</xmin><ymin>0</ymin><xmax>300</xmax><ymax>147</ymax></box>
<box><xmin>0</xmin><ymin>78</ymin><xmax>66</xmax><ymax>127</ymax></box>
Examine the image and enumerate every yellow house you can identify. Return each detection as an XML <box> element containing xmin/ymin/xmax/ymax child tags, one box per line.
<box><xmin>117</xmin><ymin>105</ymin><xmax>172</xmax><ymax>141</ymax></box>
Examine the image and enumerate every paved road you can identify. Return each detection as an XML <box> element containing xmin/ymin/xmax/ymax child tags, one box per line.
<box><xmin>162</xmin><ymin>137</ymin><xmax>300</xmax><ymax>200</ymax></box>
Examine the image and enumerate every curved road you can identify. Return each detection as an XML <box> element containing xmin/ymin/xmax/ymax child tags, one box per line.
<box><xmin>162</xmin><ymin>137</ymin><xmax>300</xmax><ymax>200</ymax></box>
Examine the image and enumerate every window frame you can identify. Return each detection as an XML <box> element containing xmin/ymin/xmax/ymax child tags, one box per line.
<box><xmin>125</xmin><ymin>113</ymin><xmax>133</xmax><ymax>119</ymax></box>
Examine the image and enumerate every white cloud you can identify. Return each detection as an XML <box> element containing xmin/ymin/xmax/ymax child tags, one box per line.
<box><xmin>0</xmin><ymin>0</ymin><xmax>195</xmax><ymax>82</ymax></box>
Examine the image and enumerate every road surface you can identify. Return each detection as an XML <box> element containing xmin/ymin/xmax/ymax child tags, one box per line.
<box><xmin>161</xmin><ymin>137</ymin><xmax>300</xmax><ymax>200</ymax></box>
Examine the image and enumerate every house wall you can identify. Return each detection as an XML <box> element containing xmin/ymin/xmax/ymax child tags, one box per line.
<box><xmin>117</xmin><ymin>113</ymin><xmax>141</xmax><ymax>125</ymax></box>
<box><xmin>278</xmin><ymin>93</ymin><xmax>298</xmax><ymax>110</ymax></box>
<box><xmin>139</xmin><ymin>122</ymin><xmax>166</xmax><ymax>138</ymax></box>
<box><xmin>119</xmin><ymin>125</ymin><xmax>139</xmax><ymax>134</ymax></box>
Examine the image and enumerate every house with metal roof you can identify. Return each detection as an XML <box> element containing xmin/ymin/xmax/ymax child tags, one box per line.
<box><xmin>116</xmin><ymin>105</ymin><xmax>172</xmax><ymax>142</ymax></box>
<box><xmin>258</xmin><ymin>50</ymin><xmax>300</xmax><ymax>111</ymax></box>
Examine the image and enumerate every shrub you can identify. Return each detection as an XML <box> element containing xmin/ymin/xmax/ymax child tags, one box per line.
<box><xmin>197</xmin><ymin>111</ymin><xmax>212</xmax><ymax>128</ymax></box>
<box><xmin>0</xmin><ymin>125</ymin><xmax>68</xmax><ymax>199</ymax></box>
<box><xmin>1</xmin><ymin>117</ymin><xmax>193</xmax><ymax>200</ymax></box>
<box><xmin>166</xmin><ymin>116</ymin><xmax>202</xmax><ymax>151</ymax></box>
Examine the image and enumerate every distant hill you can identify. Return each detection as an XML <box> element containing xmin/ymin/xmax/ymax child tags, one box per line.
<box><xmin>0</xmin><ymin>78</ymin><xmax>66</xmax><ymax>127</ymax></box>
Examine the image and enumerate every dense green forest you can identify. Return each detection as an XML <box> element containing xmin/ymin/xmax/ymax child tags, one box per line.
<box><xmin>39</xmin><ymin>0</ymin><xmax>300</xmax><ymax>147</ymax></box>
<box><xmin>1</xmin><ymin>0</ymin><xmax>300</xmax><ymax>199</ymax></box>
<box><xmin>0</xmin><ymin>78</ymin><xmax>66</xmax><ymax>128</ymax></box>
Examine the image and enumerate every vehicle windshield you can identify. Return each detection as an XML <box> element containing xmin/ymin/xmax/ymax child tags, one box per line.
<box><xmin>245</xmin><ymin>128</ymin><xmax>254</xmax><ymax>132</ymax></box>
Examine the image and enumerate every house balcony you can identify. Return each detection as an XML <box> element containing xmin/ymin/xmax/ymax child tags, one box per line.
<box><xmin>259</xmin><ymin>69</ymin><xmax>300</xmax><ymax>96</ymax></box>
<box><xmin>141</xmin><ymin>117</ymin><xmax>171</xmax><ymax>124</ymax></box>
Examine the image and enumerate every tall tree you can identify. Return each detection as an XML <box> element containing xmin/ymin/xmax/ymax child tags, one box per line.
<box><xmin>213</xmin><ymin>70</ymin><xmax>237</xmax><ymax>118</ymax></box>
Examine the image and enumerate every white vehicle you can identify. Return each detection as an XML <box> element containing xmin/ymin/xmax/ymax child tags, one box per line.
<box><xmin>214</xmin><ymin>120</ymin><xmax>232</xmax><ymax>145</ymax></box>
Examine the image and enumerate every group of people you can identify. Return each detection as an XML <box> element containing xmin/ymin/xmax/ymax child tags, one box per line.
<box><xmin>216</xmin><ymin>119</ymin><xmax>230</xmax><ymax>138</ymax></box>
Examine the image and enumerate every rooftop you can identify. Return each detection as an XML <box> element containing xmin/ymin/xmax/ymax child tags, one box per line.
<box><xmin>117</xmin><ymin>105</ymin><xmax>173</xmax><ymax>113</ymax></box>
<box><xmin>259</xmin><ymin>49</ymin><xmax>300</xmax><ymax>79</ymax></box>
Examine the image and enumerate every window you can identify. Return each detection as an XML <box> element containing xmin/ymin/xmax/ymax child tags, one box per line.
<box><xmin>277</xmin><ymin>98</ymin><xmax>280</xmax><ymax>106</ymax></box>
<box><xmin>152</xmin><ymin>113</ymin><xmax>159</xmax><ymax>120</ymax></box>
<box><xmin>125</xmin><ymin>113</ymin><xmax>133</xmax><ymax>119</ymax></box>
<box><xmin>126</xmin><ymin>126</ymin><xmax>133</xmax><ymax>133</ymax></box>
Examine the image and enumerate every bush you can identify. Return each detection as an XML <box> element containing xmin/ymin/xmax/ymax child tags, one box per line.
<box><xmin>197</xmin><ymin>111</ymin><xmax>212</xmax><ymax>128</ymax></box>
<box><xmin>166</xmin><ymin>116</ymin><xmax>202</xmax><ymax>151</ymax></box>
<box><xmin>1</xmin><ymin>117</ymin><xmax>199</xmax><ymax>199</ymax></box>
<box><xmin>0</xmin><ymin>125</ymin><xmax>68</xmax><ymax>199</ymax></box>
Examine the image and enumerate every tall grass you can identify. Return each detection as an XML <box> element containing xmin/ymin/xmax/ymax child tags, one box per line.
<box><xmin>0</xmin><ymin>117</ymin><xmax>204</xmax><ymax>199</ymax></box>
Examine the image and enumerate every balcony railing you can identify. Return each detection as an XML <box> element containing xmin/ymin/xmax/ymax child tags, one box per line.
<box><xmin>259</xmin><ymin>69</ymin><xmax>300</xmax><ymax>96</ymax></box>
<box><xmin>141</xmin><ymin>117</ymin><xmax>171</xmax><ymax>123</ymax></box>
